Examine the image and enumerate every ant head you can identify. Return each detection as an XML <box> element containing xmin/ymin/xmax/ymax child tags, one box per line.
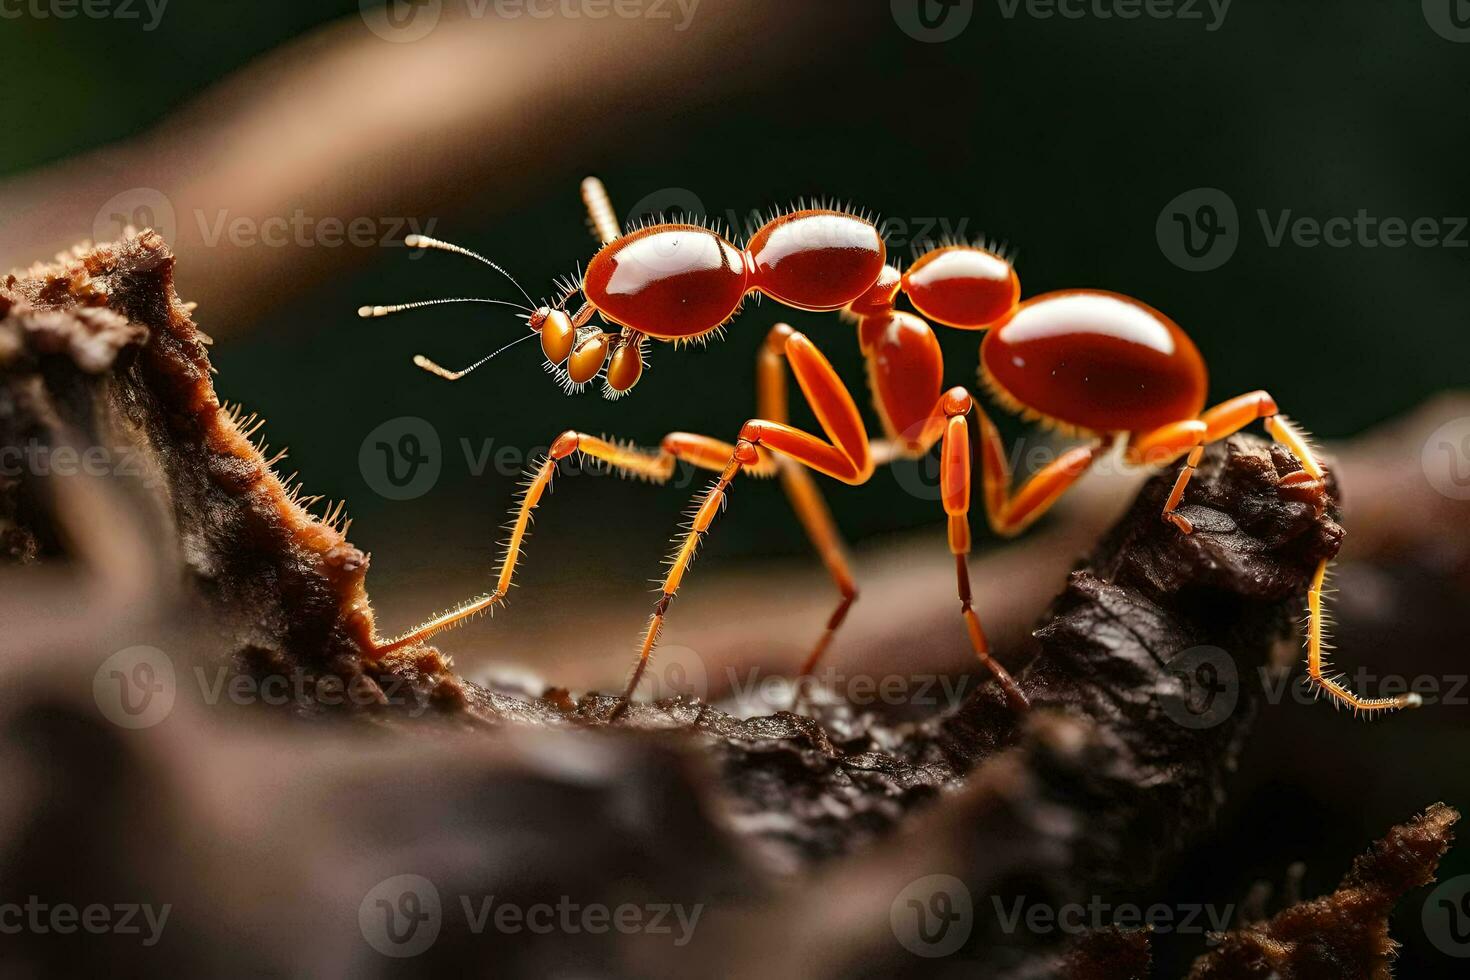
<box><xmin>359</xmin><ymin>236</ymin><xmax>647</xmax><ymax>398</ymax></box>
<box><xmin>534</xmin><ymin>302</ymin><xmax>646</xmax><ymax>398</ymax></box>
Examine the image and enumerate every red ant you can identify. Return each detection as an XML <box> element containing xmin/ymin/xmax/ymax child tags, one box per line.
<box><xmin>359</xmin><ymin>177</ymin><xmax>1420</xmax><ymax>717</ymax></box>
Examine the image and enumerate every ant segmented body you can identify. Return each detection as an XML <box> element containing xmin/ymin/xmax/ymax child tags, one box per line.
<box><xmin>359</xmin><ymin>177</ymin><xmax>1420</xmax><ymax>718</ymax></box>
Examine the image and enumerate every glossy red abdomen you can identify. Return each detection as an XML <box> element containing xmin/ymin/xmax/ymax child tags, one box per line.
<box><xmin>747</xmin><ymin>210</ymin><xmax>886</xmax><ymax>311</ymax></box>
<box><xmin>980</xmin><ymin>290</ymin><xmax>1208</xmax><ymax>434</ymax></box>
<box><xmin>903</xmin><ymin>246</ymin><xmax>1020</xmax><ymax>329</ymax></box>
<box><xmin>583</xmin><ymin>224</ymin><xmax>749</xmax><ymax>340</ymax></box>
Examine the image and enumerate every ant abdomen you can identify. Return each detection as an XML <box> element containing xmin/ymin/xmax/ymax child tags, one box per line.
<box><xmin>747</xmin><ymin>210</ymin><xmax>886</xmax><ymax>312</ymax></box>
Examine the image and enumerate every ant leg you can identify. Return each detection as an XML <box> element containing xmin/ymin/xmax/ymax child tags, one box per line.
<box><xmin>1126</xmin><ymin>420</ymin><xmax>1210</xmax><ymax>533</ymax></box>
<box><xmin>1134</xmin><ymin>396</ymin><xmax>1416</xmax><ymax>714</ymax></box>
<box><xmin>615</xmin><ymin>328</ymin><xmax>873</xmax><ymax>715</ymax></box>
<box><xmin>370</xmin><ymin>430</ymin><xmax>774</xmax><ymax>655</ymax></box>
<box><xmin>972</xmin><ymin>401</ymin><xmax>1105</xmax><ymax>538</ymax></box>
<box><xmin>1304</xmin><ymin>559</ymin><xmax>1419</xmax><ymax>713</ymax></box>
<box><xmin>580</xmin><ymin>176</ymin><xmax>622</xmax><ymax>245</ymax></box>
<box><xmin>935</xmin><ymin>389</ymin><xmax>1030</xmax><ymax>713</ymax></box>
<box><xmin>1139</xmin><ymin>391</ymin><xmax>1324</xmax><ymax>534</ymax></box>
<box><xmin>757</xmin><ymin>326</ymin><xmax>860</xmax><ymax>699</ymax></box>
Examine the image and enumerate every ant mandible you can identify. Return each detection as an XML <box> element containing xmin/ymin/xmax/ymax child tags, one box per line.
<box><xmin>359</xmin><ymin>177</ymin><xmax>1420</xmax><ymax>718</ymax></box>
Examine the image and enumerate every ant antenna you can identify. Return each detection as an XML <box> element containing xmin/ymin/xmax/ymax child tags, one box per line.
<box><xmin>358</xmin><ymin>297</ymin><xmax>531</xmax><ymax>318</ymax></box>
<box><xmin>403</xmin><ymin>234</ymin><xmax>537</xmax><ymax>309</ymax></box>
<box><xmin>413</xmin><ymin>330</ymin><xmax>540</xmax><ymax>382</ymax></box>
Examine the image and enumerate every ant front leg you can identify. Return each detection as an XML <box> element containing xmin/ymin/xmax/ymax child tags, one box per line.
<box><xmin>757</xmin><ymin>325</ymin><xmax>863</xmax><ymax>699</ymax></box>
<box><xmin>370</xmin><ymin>430</ymin><xmax>775</xmax><ymax>655</ymax></box>
<box><xmin>615</xmin><ymin>327</ymin><xmax>873</xmax><ymax>717</ymax></box>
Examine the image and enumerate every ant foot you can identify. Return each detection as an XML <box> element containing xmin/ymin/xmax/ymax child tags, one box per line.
<box><xmin>1165</xmin><ymin>511</ymin><xmax>1195</xmax><ymax>535</ymax></box>
<box><xmin>1279</xmin><ymin>470</ymin><xmax>1327</xmax><ymax>510</ymax></box>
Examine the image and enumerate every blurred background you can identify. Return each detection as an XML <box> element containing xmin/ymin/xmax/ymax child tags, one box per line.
<box><xmin>1</xmin><ymin>1</ymin><xmax>1467</xmax><ymax>974</ymax></box>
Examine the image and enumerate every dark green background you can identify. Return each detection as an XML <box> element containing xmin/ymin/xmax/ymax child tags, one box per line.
<box><xmin>3</xmin><ymin>1</ymin><xmax>1466</xmax><ymax>562</ymax></box>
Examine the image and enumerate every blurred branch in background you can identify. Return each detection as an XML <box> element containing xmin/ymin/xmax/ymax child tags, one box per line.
<box><xmin>0</xmin><ymin>2</ymin><xmax>878</xmax><ymax>333</ymax></box>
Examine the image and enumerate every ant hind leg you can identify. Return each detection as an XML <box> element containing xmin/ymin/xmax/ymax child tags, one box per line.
<box><xmin>1129</xmin><ymin>393</ymin><xmax>1418</xmax><ymax>714</ymax></box>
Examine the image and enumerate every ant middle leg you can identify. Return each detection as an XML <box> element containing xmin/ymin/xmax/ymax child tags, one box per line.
<box><xmin>970</xmin><ymin>401</ymin><xmax>1106</xmax><ymax>538</ymax></box>
<box><xmin>931</xmin><ymin>388</ymin><xmax>1032</xmax><ymax>714</ymax></box>
<box><xmin>615</xmin><ymin>327</ymin><xmax>874</xmax><ymax>715</ymax></box>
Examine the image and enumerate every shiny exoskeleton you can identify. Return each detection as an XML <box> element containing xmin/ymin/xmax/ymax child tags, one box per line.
<box><xmin>360</xmin><ymin>178</ymin><xmax>1420</xmax><ymax>719</ymax></box>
